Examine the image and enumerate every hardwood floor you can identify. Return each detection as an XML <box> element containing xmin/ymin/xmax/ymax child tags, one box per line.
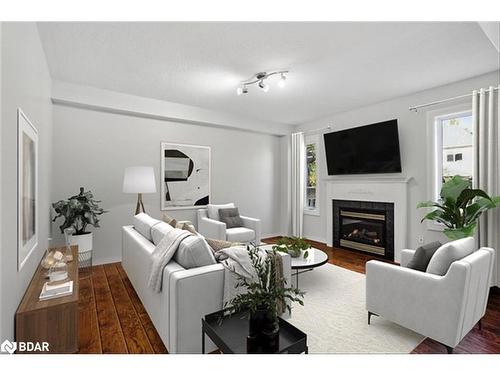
<box><xmin>77</xmin><ymin>239</ymin><xmax>499</xmax><ymax>354</ymax></box>
<box><xmin>78</xmin><ymin>263</ymin><xmax>167</xmax><ymax>353</ymax></box>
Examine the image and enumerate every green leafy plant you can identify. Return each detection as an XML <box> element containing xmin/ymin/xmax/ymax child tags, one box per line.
<box><xmin>225</xmin><ymin>245</ymin><xmax>304</xmax><ymax>330</ymax></box>
<box><xmin>272</xmin><ymin>236</ymin><xmax>311</xmax><ymax>258</ymax></box>
<box><xmin>52</xmin><ymin>187</ymin><xmax>107</xmax><ymax>235</ymax></box>
<box><xmin>418</xmin><ymin>175</ymin><xmax>500</xmax><ymax>240</ymax></box>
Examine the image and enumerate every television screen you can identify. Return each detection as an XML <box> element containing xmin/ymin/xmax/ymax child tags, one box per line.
<box><xmin>323</xmin><ymin>119</ymin><xmax>402</xmax><ymax>175</ymax></box>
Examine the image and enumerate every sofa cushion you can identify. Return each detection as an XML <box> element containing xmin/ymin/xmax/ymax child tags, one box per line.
<box><xmin>407</xmin><ymin>241</ymin><xmax>442</xmax><ymax>272</ymax></box>
<box><xmin>218</xmin><ymin>207</ymin><xmax>244</xmax><ymax>229</ymax></box>
<box><xmin>134</xmin><ymin>213</ymin><xmax>161</xmax><ymax>242</ymax></box>
<box><xmin>151</xmin><ymin>221</ymin><xmax>175</xmax><ymax>246</ymax></box>
<box><xmin>173</xmin><ymin>236</ymin><xmax>216</xmax><ymax>269</ymax></box>
<box><xmin>207</xmin><ymin>203</ymin><xmax>235</xmax><ymax>221</ymax></box>
<box><xmin>426</xmin><ymin>237</ymin><xmax>475</xmax><ymax>276</ymax></box>
<box><xmin>226</xmin><ymin>227</ymin><xmax>255</xmax><ymax>243</ymax></box>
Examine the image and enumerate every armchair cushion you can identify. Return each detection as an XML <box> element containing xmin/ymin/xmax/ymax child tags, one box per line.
<box><xmin>207</xmin><ymin>203</ymin><xmax>235</xmax><ymax>221</ymax></box>
<box><xmin>226</xmin><ymin>227</ymin><xmax>255</xmax><ymax>242</ymax></box>
<box><xmin>426</xmin><ymin>237</ymin><xmax>475</xmax><ymax>276</ymax></box>
<box><xmin>407</xmin><ymin>241</ymin><xmax>441</xmax><ymax>271</ymax></box>
<box><xmin>218</xmin><ymin>207</ymin><xmax>244</xmax><ymax>228</ymax></box>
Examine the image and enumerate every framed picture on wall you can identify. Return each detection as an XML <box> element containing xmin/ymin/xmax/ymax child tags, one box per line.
<box><xmin>161</xmin><ymin>142</ymin><xmax>211</xmax><ymax>210</ymax></box>
<box><xmin>18</xmin><ymin>109</ymin><xmax>38</xmax><ymax>270</ymax></box>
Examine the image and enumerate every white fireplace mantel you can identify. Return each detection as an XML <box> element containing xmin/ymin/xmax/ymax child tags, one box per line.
<box><xmin>325</xmin><ymin>176</ymin><xmax>412</xmax><ymax>262</ymax></box>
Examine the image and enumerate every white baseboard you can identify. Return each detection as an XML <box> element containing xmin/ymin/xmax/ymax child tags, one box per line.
<box><xmin>303</xmin><ymin>235</ymin><xmax>326</xmax><ymax>244</ymax></box>
<box><xmin>92</xmin><ymin>256</ymin><xmax>122</xmax><ymax>266</ymax></box>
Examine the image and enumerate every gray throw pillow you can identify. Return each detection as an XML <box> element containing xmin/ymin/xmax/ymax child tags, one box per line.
<box><xmin>426</xmin><ymin>237</ymin><xmax>475</xmax><ymax>276</ymax></box>
<box><xmin>406</xmin><ymin>241</ymin><xmax>441</xmax><ymax>272</ymax></box>
<box><xmin>218</xmin><ymin>207</ymin><xmax>244</xmax><ymax>228</ymax></box>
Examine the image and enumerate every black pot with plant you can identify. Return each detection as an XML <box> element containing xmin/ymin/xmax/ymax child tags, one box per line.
<box><xmin>272</xmin><ymin>236</ymin><xmax>311</xmax><ymax>258</ymax></box>
<box><xmin>225</xmin><ymin>244</ymin><xmax>304</xmax><ymax>353</ymax></box>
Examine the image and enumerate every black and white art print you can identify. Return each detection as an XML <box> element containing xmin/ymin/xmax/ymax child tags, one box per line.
<box><xmin>160</xmin><ymin>142</ymin><xmax>211</xmax><ymax>210</ymax></box>
<box><xmin>18</xmin><ymin>109</ymin><xmax>38</xmax><ymax>270</ymax></box>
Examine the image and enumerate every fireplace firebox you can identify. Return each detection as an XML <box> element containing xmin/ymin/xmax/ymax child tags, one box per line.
<box><xmin>333</xmin><ymin>200</ymin><xmax>394</xmax><ymax>260</ymax></box>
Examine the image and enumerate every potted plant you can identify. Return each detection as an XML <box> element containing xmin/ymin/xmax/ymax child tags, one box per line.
<box><xmin>225</xmin><ymin>244</ymin><xmax>304</xmax><ymax>353</ymax></box>
<box><xmin>52</xmin><ymin>187</ymin><xmax>107</xmax><ymax>257</ymax></box>
<box><xmin>418</xmin><ymin>175</ymin><xmax>500</xmax><ymax>240</ymax></box>
<box><xmin>272</xmin><ymin>236</ymin><xmax>311</xmax><ymax>258</ymax></box>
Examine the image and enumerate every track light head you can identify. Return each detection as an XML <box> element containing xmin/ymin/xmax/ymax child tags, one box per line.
<box><xmin>277</xmin><ymin>73</ymin><xmax>287</xmax><ymax>88</ymax></box>
<box><xmin>236</xmin><ymin>85</ymin><xmax>248</xmax><ymax>96</ymax></box>
<box><xmin>259</xmin><ymin>80</ymin><xmax>269</xmax><ymax>92</ymax></box>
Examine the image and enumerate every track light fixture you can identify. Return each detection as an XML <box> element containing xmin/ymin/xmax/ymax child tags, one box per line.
<box><xmin>235</xmin><ymin>70</ymin><xmax>289</xmax><ymax>95</ymax></box>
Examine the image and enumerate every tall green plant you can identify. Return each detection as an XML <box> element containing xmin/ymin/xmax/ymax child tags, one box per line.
<box><xmin>52</xmin><ymin>187</ymin><xmax>107</xmax><ymax>235</ymax></box>
<box><xmin>225</xmin><ymin>245</ymin><xmax>304</xmax><ymax>329</ymax></box>
<box><xmin>418</xmin><ymin>175</ymin><xmax>500</xmax><ymax>240</ymax></box>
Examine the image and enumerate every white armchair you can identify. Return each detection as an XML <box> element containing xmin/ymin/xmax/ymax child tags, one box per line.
<box><xmin>366</xmin><ymin>246</ymin><xmax>495</xmax><ymax>353</ymax></box>
<box><xmin>197</xmin><ymin>205</ymin><xmax>261</xmax><ymax>244</ymax></box>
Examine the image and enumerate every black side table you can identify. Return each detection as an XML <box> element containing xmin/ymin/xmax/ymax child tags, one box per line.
<box><xmin>202</xmin><ymin>310</ymin><xmax>307</xmax><ymax>354</ymax></box>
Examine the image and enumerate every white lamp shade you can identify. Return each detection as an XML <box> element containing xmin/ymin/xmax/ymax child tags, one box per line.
<box><xmin>123</xmin><ymin>167</ymin><xmax>157</xmax><ymax>193</ymax></box>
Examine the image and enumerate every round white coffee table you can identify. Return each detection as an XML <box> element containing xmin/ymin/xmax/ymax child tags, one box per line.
<box><xmin>289</xmin><ymin>248</ymin><xmax>328</xmax><ymax>287</ymax></box>
<box><xmin>261</xmin><ymin>245</ymin><xmax>329</xmax><ymax>287</ymax></box>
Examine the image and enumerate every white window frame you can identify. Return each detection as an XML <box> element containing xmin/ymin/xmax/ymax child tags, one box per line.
<box><xmin>304</xmin><ymin>134</ymin><xmax>320</xmax><ymax>216</ymax></box>
<box><xmin>426</xmin><ymin>103</ymin><xmax>473</xmax><ymax>231</ymax></box>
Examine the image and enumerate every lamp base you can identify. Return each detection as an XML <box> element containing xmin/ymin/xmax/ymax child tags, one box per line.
<box><xmin>135</xmin><ymin>193</ymin><xmax>146</xmax><ymax>215</ymax></box>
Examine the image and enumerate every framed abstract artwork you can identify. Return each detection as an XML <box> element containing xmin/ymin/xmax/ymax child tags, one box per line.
<box><xmin>160</xmin><ymin>142</ymin><xmax>211</xmax><ymax>210</ymax></box>
<box><xmin>18</xmin><ymin>109</ymin><xmax>38</xmax><ymax>270</ymax></box>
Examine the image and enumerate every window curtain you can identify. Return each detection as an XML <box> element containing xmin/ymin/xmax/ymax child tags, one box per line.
<box><xmin>291</xmin><ymin>132</ymin><xmax>305</xmax><ymax>237</ymax></box>
<box><xmin>472</xmin><ymin>86</ymin><xmax>500</xmax><ymax>286</ymax></box>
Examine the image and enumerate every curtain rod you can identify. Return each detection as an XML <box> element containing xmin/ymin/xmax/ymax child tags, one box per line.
<box><xmin>409</xmin><ymin>86</ymin><xmax>499</xmax><ymax>112</ymax></box>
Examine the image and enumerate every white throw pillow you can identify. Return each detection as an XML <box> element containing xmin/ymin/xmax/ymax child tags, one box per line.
<box><xmin>426</xmin><ymin>237</ymin><xmax>475</xmax><ymax>276</ymax></box>
<box><xmin>173</xmin><ymin>236</ymin><xmax>216</xmax><ymax>269</ymax></box>
<box><xmin>207</xmin><ymin>203</ymin><xmax>235</xmax><ymax>221</ymax></box>
<box><xmin>151</xmin><ymin>221</ymin><xmax>175</xmax><ymax>246</ymax></box>
<box><xmin>133</xmin><ymin>213</ymin><xmax>161</xmax><ymax>242</ymax></box>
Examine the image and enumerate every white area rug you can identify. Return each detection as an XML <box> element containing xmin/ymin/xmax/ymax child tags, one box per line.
<box><xmin>286</xmin><ymin>263</ymin><xmax>424</xmax><ymax>353</ymax></box>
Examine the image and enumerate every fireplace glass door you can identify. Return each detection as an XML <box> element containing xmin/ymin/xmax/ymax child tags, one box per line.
<box><xmin>339</xmin><ymin>209</ymin><xmax>386</xmax><ymax>255</ymax></box>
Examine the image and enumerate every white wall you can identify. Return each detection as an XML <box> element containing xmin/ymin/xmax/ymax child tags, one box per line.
<box><xmin>51</xmin><ymin>102</ymin><xmax>284</xmax><ymax>264</ymax></box>
<box><xmin>0</xmin><ymin>23</ymin><xmax>53</xmax><ymax>341</ymax></box>
<box><xmin>296</xmin><ymin>71</ymin><xmax>499</xmax><ymax>251</ymax></box>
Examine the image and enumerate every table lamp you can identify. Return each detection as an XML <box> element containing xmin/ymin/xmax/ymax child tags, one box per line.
<box><xmin>123</xmin><ymin>166</ymin><xmax>157</xmax><ymax>215</ymax></box>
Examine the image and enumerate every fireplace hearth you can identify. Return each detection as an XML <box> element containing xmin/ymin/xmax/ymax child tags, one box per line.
<box><xmin>333</xmin><ymin>200</ymin><xmax>394</xmax><ymax>260</ymax></box>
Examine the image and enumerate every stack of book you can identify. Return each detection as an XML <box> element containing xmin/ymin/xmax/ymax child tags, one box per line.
<box><xmin>39</xmin><ymin>280</ymin><xmax>73</xmax><ymax>301</ymax></box>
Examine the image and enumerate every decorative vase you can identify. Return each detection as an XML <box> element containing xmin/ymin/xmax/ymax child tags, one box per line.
<box><xmin>247</xmin><ymin>308</ymin><xmax>280</xmax><ymax>353</ymax></box>
<box><xmin>70</xmin><ymin>232</ymin><xmax>93</xmax><ymax>253</ymax></box>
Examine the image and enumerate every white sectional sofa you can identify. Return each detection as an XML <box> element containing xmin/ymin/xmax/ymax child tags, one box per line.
<box><xmin>121</xmin><ymin>216</ymin><xmax>291</xmax><ymax>354</ymax></box>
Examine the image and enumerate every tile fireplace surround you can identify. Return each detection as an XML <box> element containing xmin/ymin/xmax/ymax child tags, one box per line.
<box><xmin>325</xmin><ymin>177</ymin><xmax>411</xmax><ymax>263</ymax></box>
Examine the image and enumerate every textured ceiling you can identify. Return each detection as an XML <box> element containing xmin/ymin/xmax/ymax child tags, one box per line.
<box><xmin>38</xmin><ymin>22</ymin><xmax>499</xmax><ymax>126</ymax></box>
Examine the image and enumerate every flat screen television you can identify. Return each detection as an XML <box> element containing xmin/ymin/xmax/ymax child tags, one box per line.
<box><xmin>323</xmin><ymin>119</ymin><xmax>402</xmax><ymax>175</ymax></box>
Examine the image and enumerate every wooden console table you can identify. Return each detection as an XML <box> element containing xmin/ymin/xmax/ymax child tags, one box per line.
<box><xmin>16</xmin><ymin>246</ymin><xmax>79</xmax><ymax>354</ymax></box>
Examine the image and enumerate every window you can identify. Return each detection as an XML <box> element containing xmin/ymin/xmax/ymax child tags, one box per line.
<box><xmin>440</xmin><ymin>113</ymin><xmax>473</xmax><ymax>189</ymax></box>
<box><xmin>428</xmin><ymin>106</ymin><xmax>474</xmax><ymax>230</ymax></box>
<box><xmin>304</xmin><ymin>135</ymin><xmax>319</xmax><ymax>215</ymax></box>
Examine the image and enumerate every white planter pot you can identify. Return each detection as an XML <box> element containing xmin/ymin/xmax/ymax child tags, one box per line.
<box><xmin>70</xmin><ymin>232</ymin><xmax>93</xmax><ymax>253</ymax></box>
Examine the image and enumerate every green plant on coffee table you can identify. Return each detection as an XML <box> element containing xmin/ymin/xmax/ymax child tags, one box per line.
<box><xmin>418</xmin><ymin>175</ymin><xmax>500</xmax><ymax>240</ymax></box>
<box><xmin>52</xmin><ymin>187</ymin><xmax>107</xmax><ymax>235</ymax></box>
<box><xmin>225</xmin><ymin>244</ymin><xmax>304</xmax><ymax>330</ymax></box>
<box><xmin>272</xmin><ymin>236</ymin><xmax>312</xmax><ymax>258</ymax></box>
